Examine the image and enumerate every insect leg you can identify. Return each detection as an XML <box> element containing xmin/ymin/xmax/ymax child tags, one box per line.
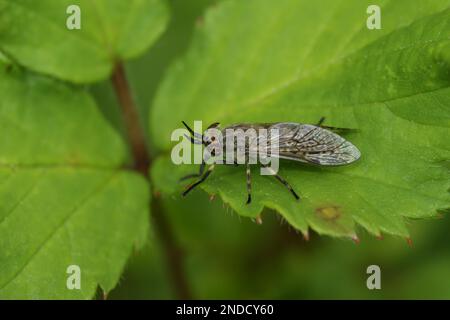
<box><xmin>316</xmin><ymin>117</ymin><xmax>326</xmax><ymax>126</ymax></box>
<box><xmin>179</xmin><ymin>161</ymin><xmax>206</xmax><ymax>181</ymax></box>
<box><xmin>320</xmin><ymin>125</ymin><xmax>359</xmax><ymax>134</ymax></box>
<box><xmin>246</xmin><ymin>164</ymin><xmax>252</xmax><ymax>204</ymax></box>
<box><xmin>263</xmin><ymin>166</ymin><xmax>300</xmax><ymax>201</ymax></box>
<box><xmin>182</xmin><ymin>164</ymin><xmax>215</xmax><ymax>197</ymax></box>
<box><xmin>316</xmin><ymin>117</ymin><xmax>358</xmax><ymax>134</ymax></box>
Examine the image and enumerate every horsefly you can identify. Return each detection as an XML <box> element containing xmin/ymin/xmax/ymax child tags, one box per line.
<box><xmin>179</xmin><ymin>117</ymin><xmax>360</xmax><ymax>205</ymax></box>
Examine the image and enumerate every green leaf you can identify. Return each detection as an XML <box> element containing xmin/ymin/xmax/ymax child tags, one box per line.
<box><xmin>0</xmin><ymin>63</ymin><xmax>149</xmax><ymax>299</ymax></box>
<box><xmin>0</xmin><ymin>50</ymin><xmax>9</xmax><ymax>64</ymax></box>
<box><xmin>0</xmin><ymin>0</ymin><xmax>169</xmax><ymax>83</ymax></box>
<box><xmin>150</xmin><ymin>0</ymin><xmax>450</xmax><ymax>239</ymax></box>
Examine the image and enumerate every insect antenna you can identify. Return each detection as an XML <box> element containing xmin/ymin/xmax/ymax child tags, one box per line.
<box><xmin>182</xmin><ymin>121</ymin><xmax>204</xmax><ymax>145</ymax></box>
<box><xmin>207</xmin><ymin>122</ymin><xmax>220</xmax><ymax>129</ymax></box>
<box><xmin>184</xmin><ymin>133</ymin><xmax>203</xmax><ymax>145</ymax></box>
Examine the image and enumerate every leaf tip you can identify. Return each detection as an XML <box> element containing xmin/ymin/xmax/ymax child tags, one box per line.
<box><xmin>351</xmin><ymin>234</ymin><xmax>360</xmax><ymax>244</ymax></box>
<box><xmin>406</xmin><ymin>237</ymin><xmax>413</xmax><ymax>247</ymax></box>
<box><xmin>303</xmin><ymin>231</ymin><xmax>310</xmax><ymax>241</ymax></box>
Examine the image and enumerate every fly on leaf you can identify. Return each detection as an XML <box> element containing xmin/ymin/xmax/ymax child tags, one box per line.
<box><xmin>180</xmin><ymin>117</ymin><xmax>360</xmax><ymax>204</ymax></box>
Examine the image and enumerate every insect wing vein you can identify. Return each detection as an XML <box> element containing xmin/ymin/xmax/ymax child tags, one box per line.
<box><xmin>267</xmin><ymin>123</ymin><xmax>360</xmax><ymax>166</ymax></box>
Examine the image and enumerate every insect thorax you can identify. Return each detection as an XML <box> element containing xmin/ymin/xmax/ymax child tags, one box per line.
<box><xmin>203</xmin><ymin>124</ymin><xmax>277</xmax><ymax>165</ymax></box>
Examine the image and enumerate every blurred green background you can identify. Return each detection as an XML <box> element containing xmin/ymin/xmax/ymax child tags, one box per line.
<box><xmin>109</xmin><ymin>190</ymin><xmax>450</xmax><ymax>299</ymax></box>
<box><xmin>91</xmin><ymin>0</ymin><xmax>450</xmax><ymax>299</ymax></box>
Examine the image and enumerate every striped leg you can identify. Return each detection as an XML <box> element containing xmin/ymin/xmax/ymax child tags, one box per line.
<box><xmin>263</xmin><ymin>166</ymin><xmax>300</xmax><ymax>201</ymax></box>
<box><xmin>182</xmin><ymin>164</ymin><xmax>215</xmax><ymax>197</ymax></box>
<box><xmin>246</xmin><ymin>164</ymin><xmax>252</xmax><ymax>204</ymax></box>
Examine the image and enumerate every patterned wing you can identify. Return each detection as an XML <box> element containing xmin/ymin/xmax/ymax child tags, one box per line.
<box><xmin>267</xmin><ymin>123</ymin><xmax>361</xmax><ymax>166</ymax></box>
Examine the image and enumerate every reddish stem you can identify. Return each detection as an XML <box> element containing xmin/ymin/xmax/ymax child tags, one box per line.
<box><xmin>111</xmin><ymin>63</ymin><xmax>192</xmax><ymax>299</ymax></box>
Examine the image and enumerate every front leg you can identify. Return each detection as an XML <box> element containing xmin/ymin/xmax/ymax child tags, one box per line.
<box><xmin>182</xmin><ymin>164</ymin><xmax>215</xmax><ymax>197</ymax></box>
<box><xmin>179</xmin><ymin>161</ymin><xmax>206</xmax><ymax>181</ymax></box>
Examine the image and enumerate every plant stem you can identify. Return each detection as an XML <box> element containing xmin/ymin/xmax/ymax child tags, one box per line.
<box><xmin>111</xmin><ymin>63</ymin><xmax>149</xmax><ymax>175</ymax></box>
<box><xmin>151</xmin><ymin>198</ymin><xmax>192</xmax><ymax>299</ymax></box>
<box><xmin>111</xmin><ymin>63</ymin><xmax>192</xmax><ymax>299</ymax></box>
